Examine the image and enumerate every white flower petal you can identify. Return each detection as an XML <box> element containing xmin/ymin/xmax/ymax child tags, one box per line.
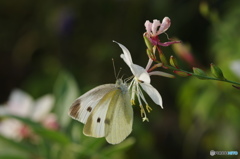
<box><xmin>230</xmin><ymin>60</ymin><xmax>240</xmax><ymax>78</ymax></box>
<box><xmin>31</xmin><ymin>95</ymin><xmax>55</xmax><ymax>122</ymax></box>
<box><xmin>145</xmin><ymin>58</ymin><xmax>153</xmax><ymax>71</ymax></box>
<box><xmin>0</xmin><ymin>106</ymin><xmax>7</xmax><ymax>116</ymax></box>
<box><xmin>131</xmin><ymin>64</ymin><xmax>151</xmax><ymax>83</ymax></box>
<box><xmin>149</xmin><ymin>71</ymin><xmax>175</xmax><ymax>78</ymax></box>
<box><xmin>7</xmin><ymin>89</ymin><xmax>33</xmax><ymax>117</ymax></box>
<box><xmin>115</xmin><ymin>41</ymin><xmax>151</xmax><ymax>84</ymax></box>
<box><xmin>140</xmin><ymin>82</ymin><xmax>163</xmax><ymax>108</ymax></box>
<box><xmin>113</xmin><ymin>41</ymin><xmax>133</xmax><ymax>67</ymax></box>
<box><xmin>0</xmin><ymin>119</ymin><xmax>23</xmax><ymax>140</ymax></box>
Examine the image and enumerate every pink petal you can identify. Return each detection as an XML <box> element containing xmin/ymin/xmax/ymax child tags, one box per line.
<box><xmin>152</xmin><ymin>19</ymin><xmax>161</xmax><ymax>36</ymax></box>
<box><xmin>158</xmin><ymin>40</ymin><xmax>181</xmax><ymax>47</ymax></box>
<box><xmin>157</xmin><ymin>17</ymin><xmax>171</xmax><ymax>35</ymax></box>
<box><xmin>144</xmin><ymin>20</ymin><xmax>152</xmax><ymax>34</ymax></box>
<box><xmin>42</xmin><ymin>113</ymin><xmax>59</xmax><ymax>130</ymax></box>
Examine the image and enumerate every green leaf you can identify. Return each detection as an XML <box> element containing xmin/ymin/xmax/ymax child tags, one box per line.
<box><xmin>78</xmin><ymin>137</ymin><xmax>106</xmax><ymax>156</ymax></box>
<box><xmin>192</xmin><ymin>67</ymin><xmax>208</xmax><ymax>79</ymax></box>
<box><xmin>0</xmin><ymin>155</ymin><xmax>27</xmax><ymax>159</ymax></box>
<box><xmin>170</xmin><ymin>56</ymin><xmax>179</xmax><ymax>68</ymax></box>
<box><xmin>210</xmin><ymin>63</ymin><xmax>226</xmax><ymax>80</ymax></box>
<box><xmin>0</xmin><ymin>134</ymin><xmax>35</xmax><ymax>154</ymax></box>
<box><xmin>53</xmin><ymin>70</ymin><xmax>80</xmax><ymax>128</ymax></box>
<box><xmin>101</xmin><ymin>137</ymin><xmax>135</xmax><ymax>157</ymax></box>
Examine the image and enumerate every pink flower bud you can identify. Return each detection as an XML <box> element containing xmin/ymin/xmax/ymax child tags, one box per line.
<box><xmin>144</xmin><ymin>17</ymin><xmax>171</xmax><ymax>37</ymax></box>
<box><xmin>144</xmin><ymin>17</ymin><xmax>180</xmax><ymax>47</ymax></box>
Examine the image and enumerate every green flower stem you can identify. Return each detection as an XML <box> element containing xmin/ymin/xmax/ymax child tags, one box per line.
<box><xmin>165</xmin><ymin>64</ymin><xmax>240</xmax><ymax>86</ymax></box>
<box><xmin>146</xmin><ymin>42</ymin><xmax>240</xmax><ymax>86</ymax></box>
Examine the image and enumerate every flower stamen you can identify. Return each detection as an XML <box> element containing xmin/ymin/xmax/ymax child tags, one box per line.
<box><xmin>146</xmin><ymin>105</ymin><xmax>152</xmax><ymax>113</ymax></box>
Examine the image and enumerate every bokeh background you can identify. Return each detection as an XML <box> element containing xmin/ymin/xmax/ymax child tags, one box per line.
<box><xmin>1</xmin><ymin>0</ymin><xmax>240</xmax><ymax>159</ymax></box>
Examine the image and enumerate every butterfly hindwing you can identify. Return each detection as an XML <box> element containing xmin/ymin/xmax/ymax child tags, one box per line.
<box><xmin>105</xmin><ymin>84</ymin><xmax>133</xmax><ymax>144</ymax></box>
<box><xmin>68</xmin><ymin>84</ymin><xmax>115</xmax><ymax>124</ymax></box>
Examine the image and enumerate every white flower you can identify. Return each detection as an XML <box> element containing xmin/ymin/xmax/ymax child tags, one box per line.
<box><xmin>114</xmin><ymin>41</ymin><xmax>174</xmax><ymax>121</ymax></box>
<box><xmin>0</xmin><ymin>119</ymin><xmax>25</xmax><ymax>141</ymax></box>
<box><xmin>230</xmin><ymin>60</ymin><xmax>240</xmax><ymax>79</ymax></box>
<box><xmin>0</xmin><ymin>89</ymin><xmax>56</xmax><ymax>140</ymax></box>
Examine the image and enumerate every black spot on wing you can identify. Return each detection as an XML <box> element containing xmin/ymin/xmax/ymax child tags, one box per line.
<box><xmin>87</xmin><ymin>106</ymin><xmax>92</xmax><ymax>112</ymax></box>
<box><xmin>97</xmin><ymin>117</ymin><xmax>101</xmax><ymax>123</ymax></box>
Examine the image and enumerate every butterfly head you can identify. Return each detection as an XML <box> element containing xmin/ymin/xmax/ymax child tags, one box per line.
<box><xmin>115</xmin><ymin>79</ymin><xmax>128</xmax><ymax>94</ymax></box>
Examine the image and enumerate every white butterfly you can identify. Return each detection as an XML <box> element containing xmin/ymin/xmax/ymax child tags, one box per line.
<box><xmin>68</xmin><ymin>79</ymin><xmax>133</xmax><ymax>144</ymax></box>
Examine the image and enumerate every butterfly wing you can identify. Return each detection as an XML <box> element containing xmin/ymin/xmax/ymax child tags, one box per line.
<box><xmin>69</xmin><ymin>80</ymin><xmax>133</xmax><ymax>144</ymax></box>
<box><xmin>105</xmin><ymin>85</ymin><xmax>133</xmax><ymax>144</ymax></box>
<box><xmin>83</xmin><ymin>89</ymin><xmax>119</xmax><ymax>138</ymax></box>
<box><xmin>68</xmin><ymin>84</ymin><xmax>115</xmax><ymax>124</ymax></box>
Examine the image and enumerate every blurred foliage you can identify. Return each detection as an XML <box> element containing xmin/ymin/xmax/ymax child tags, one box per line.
<box><xmin>0</xmin><ymin>72</ymin><xmax>135</xmax><ymax>159</ymax></box>
<box><xmin>0</xmin><ymin>0</ymin><xmax>240</xmax><ymax>159</ymax></box>
<box><xmin>178</xmin><ymin>1</ymin><xmax>240</xmax><ymax>159</ymax></box>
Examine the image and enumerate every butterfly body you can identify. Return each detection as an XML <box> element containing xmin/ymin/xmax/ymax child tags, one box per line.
<box><xmin>69</xmin><ymin>79</ymin><xmax>133</xmax><ymax>144</ymax></box>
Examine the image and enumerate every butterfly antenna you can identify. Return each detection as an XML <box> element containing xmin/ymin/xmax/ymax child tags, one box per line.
<box><xmin>117</xmin><ymin>68</ymin><xmax>122</xmax><ymax>79</ymax></box>
<box><xmin>112</xmin><ymin>58</ymin><xmax>118</xmax><ymax>79</ymax></box>
<box><xmin>112</xmin><ymin>58</ymin><xmax>123</xmax><ymax>80</ymax></box>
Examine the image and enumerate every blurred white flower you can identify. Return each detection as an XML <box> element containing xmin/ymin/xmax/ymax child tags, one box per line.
<box><xmin>230</xmin><ymin>60</ymin><xmax>240</xmax><ymax>78</ymax></box>
<box><xmin>42</xmin><ymin>113</ymin><xmax>59</xmax><ymax>130</ymax></box>
<box><xmin>0</xmin><ymin>119</ymin><xmax>26</xmax><ymax>141</ymax></box>
<box><xmin>0</xmin><ymin>89</ymin><xmax>57</xmax><ymax>140</ymax></box>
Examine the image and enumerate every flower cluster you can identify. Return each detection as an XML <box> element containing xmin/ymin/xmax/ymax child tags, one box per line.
<box><xmin>113</xmin><ymin>17</ymin><xmax>179</xmax><ymax>121</ymax></box>
<box><xmin>144</xmin><ymin>17</ymin><xmax>180</xmax><ymax>47</ymax></box>
<box><xmin>114</xmin><ymin>16</ymin><xmax>240</xmax><ymax>121</ymax></box>
<box><xmin>0</xmin><ymin>89</ymin><xmax>58</xmax><ymax>140</ymax></box>
<box><xmin>113</xmin><ymin>17</ymin><xmax>240</xmax><ymax>123</ymax></box>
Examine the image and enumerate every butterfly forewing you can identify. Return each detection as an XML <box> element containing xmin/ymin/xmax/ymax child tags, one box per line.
<box><xmin>68</xmin><ymin>84</ymin><xmax>116</xmax><ymax>124</ymax></box>
<box><xmin>83</xmin><ymin>89</ymin><xmax>119</xmax><ymax>138</ymax></box>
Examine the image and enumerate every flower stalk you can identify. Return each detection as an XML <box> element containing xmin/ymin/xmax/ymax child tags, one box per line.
<box><xmin>164</xmin><ymin>63</ymin><xmax>240</xmax><ymax>86</ymax></box>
